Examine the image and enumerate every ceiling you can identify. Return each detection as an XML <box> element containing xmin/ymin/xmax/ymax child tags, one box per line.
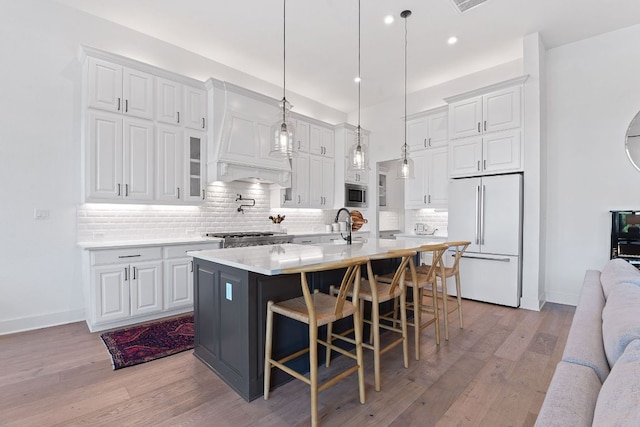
<box><xmin>56</xmin><ymin>0</ymin><xmax>640</xmax><ymax>113</ymax></box>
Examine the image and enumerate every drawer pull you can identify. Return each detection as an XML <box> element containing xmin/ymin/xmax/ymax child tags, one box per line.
<box><xmin>118</xmin><ymin>254</ymin><xmax>141</xmax><ymax>258</ymax></box>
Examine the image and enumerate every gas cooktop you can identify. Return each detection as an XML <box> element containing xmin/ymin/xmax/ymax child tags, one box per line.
<box><xmin>204</xmin><ymin>231</ymin><xmax>292</xmax><ymax>248</ymax></box>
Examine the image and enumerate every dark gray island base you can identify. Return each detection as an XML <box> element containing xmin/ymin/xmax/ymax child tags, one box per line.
<box><xmin>192</xmin><ymin>255</ymin><xmax>400</xmax><ymax>401</ymax></box>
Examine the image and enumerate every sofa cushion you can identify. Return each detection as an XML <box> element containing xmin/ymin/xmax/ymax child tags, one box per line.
<box><xmin>600</xmin><ymin>258</ymin><xmax>640</xmax><ymax>299</ymax></box>
<box><xmin>592</xmin><ymin>339</ymin><xmax>640</xmax><ymax>426</ymax></box>
<box><xmin>602</xmin><ymin>282</ymin><xmax>640</xmax><ymax>366</ymax></box>
<box><xmin>561</xmin><ymin>270</ymin><xmax>610</xmax><ymax>382</ymax></box>
<box><xmin>535</xmin><ymin>361</ymin><xmax>601</xmax><ymax>427</ymax></box>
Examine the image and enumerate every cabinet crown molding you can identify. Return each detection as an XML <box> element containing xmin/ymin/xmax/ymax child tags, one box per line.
<box><xmin>406</xmin><ymin>105</ymin><xmax>448</xmax><ymax>121</ymax></box>
<box><xmin>80</xmin><ymin>45</ymin><xmax>207</xmax><ymax>89</ymax></box>
<box><xmin>444</xmin><ymin>75</ymin><xmax>529</xmax><ymax>104</ymax></box>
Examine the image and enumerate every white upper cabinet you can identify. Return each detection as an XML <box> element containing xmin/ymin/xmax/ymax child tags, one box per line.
<box><xmin>449</xmin><ymin>85</ymin><xmax>521</xmax><ymax>140</ymax></box>
<box><xmin>87</xmin><ymin>111</ymin><xmax>154</xmax><ymax>201</ymax></box>
<box><xmin>184</xmin><ymin>86</ymin><xmax>207</xmax><ymax>131</ymax></box>
<box><xmin>309</xmin><ymin>155</ymin><xmax>334</xmax><ymax>208</ymax></box>
<box><xmin>87</xmin><ymin>57</ymin><xmax>154</xmax><ymax>120</ymax></box>
<box><xmin>407</xmin><ymin>107</ymin><xmax>448</xmax><ymax>151</ymax></box>
<box><xmin>156</xmin><ymin>124</ymin><xmax>183</xmax><ymax>201</ymax></box>
<box><xmin>157</xmin><ymin>78</ymin><xmax>207</xmax><ymax>131</ymax></box>
<box><xmin>446</xmin><ymin>77</ymin><xmax>527</xmax><ymax>178</ymax></box>
<box><xmin>295</xmin><ymin>119</ymin><xmax>310</xmax><ymax>152</ymax></box>
<box><xmin>156</xmin><ymin>77</ymin><xmax>181</xmax><ymax>125</ymax></box>
<box><xmin>404</xmin><ymin>146</ymin><xmax>448</xmax><ymax>209</ymax></box>
<box><xmin>310</xmin><ymin>124</ymin><xmax>335</xmax><ymax>157</ymax></box>
<box><xmin>449</xmin><ymin>130</ymin><xmax>521</xmax><ymax>178</ymax></box>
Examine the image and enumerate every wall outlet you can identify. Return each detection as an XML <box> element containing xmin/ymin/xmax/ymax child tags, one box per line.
<box><xmin>34</xmin><ymin>209</ymin><xmax>50</xmax><ymax>220</ymax></box>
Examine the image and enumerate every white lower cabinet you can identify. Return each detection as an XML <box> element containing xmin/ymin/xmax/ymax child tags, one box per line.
<box><xmin>86</xmin><ymin>241</ymin><xmax>220</xmax><ymax>332</ymax></box>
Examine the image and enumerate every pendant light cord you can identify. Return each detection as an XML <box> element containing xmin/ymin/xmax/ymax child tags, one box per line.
<box><xmin>403</xmin><ymin>11</ymin><xmax>408</xmax><ymax>160</ymax></box>
<box><xmin>281</xmin><ymin>0</ymin><xmax>287</xmax><ymax>123</ymax></box>
<box><xmin>283</xmin><ymin>0</ymin><xmax>286</xmax><ymax>99</ymax></box>
<box><xmin>357</xmin><ymin>0</ymin><xmax>361</xmax><ymax>140</ymax></box>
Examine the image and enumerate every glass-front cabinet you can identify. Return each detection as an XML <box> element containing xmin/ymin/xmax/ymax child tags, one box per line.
<box><xmin>185</xmin><ymin>130</ymin><xmax>206</xmax><ymax>202</ymax></box>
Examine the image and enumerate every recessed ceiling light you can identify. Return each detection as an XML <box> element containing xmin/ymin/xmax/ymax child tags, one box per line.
<box><xmin>354</xmin><ymin>76</ymin><xmax>361</xmax><ymax>83</ymax></box>
<box><xmin>384</xmin><ymin>15</ymin><xmax>394</xmax><ymax>25</ymax></box>
<box><xmin>448</xmin><ymin>36</ymin><xmax>458</xmax><ymax>45</ymax></box>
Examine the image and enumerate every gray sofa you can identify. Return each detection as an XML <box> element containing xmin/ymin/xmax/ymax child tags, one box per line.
<box><xmin>536</xmin><ymin>259</ymin><xmax>640</xmax><ymax>426</ymax></box>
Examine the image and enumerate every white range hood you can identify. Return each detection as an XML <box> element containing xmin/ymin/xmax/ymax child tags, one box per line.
<box><xmin>207</xmin><ymin>80</ymin><xmax>292</xmax><ymax>187</ymax></box>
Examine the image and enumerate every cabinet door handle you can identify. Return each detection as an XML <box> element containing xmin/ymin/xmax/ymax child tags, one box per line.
<box><xmin>125</xmin><ymin>184</ymin><xmax>129</xmax><ymax>197</ymax></box>
<box><xmin>117</xmin><ymin>183</ymin><xmax>121</xmax><ymax>196</ymax></box>
<box><xmin>132</xmin><ymin>266</ymin><xmax>137</xmax><ymax>280</ymax></box>
<box><xmin>428</xmin><ymin>137</ymin><xmax>431</xmax><ymax>147</ymax></box>
<box><xmin>424</xmin><ymin>195</ymin><xmax>427</xmax><ymax>204</ymax></box>
<box><xmin>202</xmin><ymin>118</ymin><xmax>205</xmax><ymax>129</ymax></box>
<box><xmin>483</xmin><ymin>159</ymin><xmax>487</xmax><ymax>170</ymax></box>
<box><xmin>124</xmin><ymin>267</ymin><xmax>128</xmax><ymax>281</ymax></box>
<box><xmin>177</xmin><ymin>187</ymin><xmax>180</xmax><ymax>199</ymax></box>
<box><xmin>117</xmin><ymin>98</ymin><xmax>121</xmax><ymax>111</ymax></box>
<box><xmin>118</xmin><ymin>254</ymin><xmax>141</xmax><ymax>258</ymax></box>
<box><xmin>190</xmin><ymin>261</ymin><xmax>194</xmax><ymax>272</ymax></box>
<box><xmin>177</xmin><ymin>111</ymin><xmax>180</xmax><ymax>123</ymax></box>
<box><xmin>477</xmin><ymin>161</ymin><xmax>480</xmax><ymax>171</ymax></box>
<box><xmin>424</xmin><ymin>138</ymin><xmax>427</xmax><ymax>148</ymax></box>
<box><xmin>428</xmin><ymin>194</ymin><xmax>431</xmax><ymax>204</ymax></box>
<box><xmin>202</xmin><ymin>189</ymin><xmax>205</xmax><ymax>200</ymax></box>
<box><xmin>125</xmin><ymin>99</ymin><xmax>128</xmax><ymax>113</ymax></box>
<box><xmin>484</xmin><ymin>120</ymin><xmax>487</xmax><ymax>131</ymax></box>
<box><xmin>297</xmin><ymin>140</ymin><xmax>301</xmax><ymax>150</ymax></box>
<box><xmin>477</xmin><ymin>122</ymin><xmax>481</xmax><ymax>133</ymax></box>
<box><xmin>298</xmin><ymin>195</ymin><xmax>301</xmax><ymax>204</ymax></box>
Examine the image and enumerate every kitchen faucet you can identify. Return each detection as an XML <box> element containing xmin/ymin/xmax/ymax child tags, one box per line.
<box><xmin>335</xmin><ymin>208</ymin><xmax>352</xmax><ymax>245</ymax></box>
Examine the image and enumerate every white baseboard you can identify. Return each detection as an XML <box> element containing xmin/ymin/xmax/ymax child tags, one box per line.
<box><xmin>0</xmin><ymin>309</ymin><xmax>86</xmax><ymax>336</ymax></box>
<box><xmin>545</xmin><ymin>290</ymin><xmax>579</xmax><ymax>307</ymax></box>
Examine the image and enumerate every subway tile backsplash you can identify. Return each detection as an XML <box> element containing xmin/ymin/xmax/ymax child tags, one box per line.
<box><xmin>77</xmin><ymin>182</ymin><xmax>338</xmax><ymax>242</ymax></box>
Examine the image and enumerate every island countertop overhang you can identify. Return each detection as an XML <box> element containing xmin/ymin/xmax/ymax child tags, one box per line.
<box><xmin>187</xmin><ymin>238</ymin><xmax>442</xmax><ymax>275</ymax></box>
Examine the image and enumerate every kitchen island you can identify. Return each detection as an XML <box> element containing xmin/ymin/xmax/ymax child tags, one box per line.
<box><xmin>187</xmin><ymin>239</ymin><xmax>434</xmax><ymax>401</ymax></box>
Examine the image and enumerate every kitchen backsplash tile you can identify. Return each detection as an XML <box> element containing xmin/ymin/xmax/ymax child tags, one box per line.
<box><xmin>77</xmin><ymin>181</ymin><xmax>339</xmax><ymax>242</ymax></box>
<box><xmin>405</xmin><ymin>210</ymin><xmax>448</xmax><ymax>234</ymax></box>
<box><xmin>379</xmin><ymin>210</ymin><xmax>401</xmax><ymax>231</ymax></box>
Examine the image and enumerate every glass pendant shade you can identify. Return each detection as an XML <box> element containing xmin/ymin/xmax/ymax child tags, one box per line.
<box><xmin>348</xmin><ymin>127</ymin><xmax>369</xmax><ymax>171</ymax></box>
<box><xmin>270</xmin><ymin>99</ymin><xmax>296</xmax><ymax>158</ymax></box>
<box><xmin>397</xmin><ymin>144</ymin><xmax>415</xmax><ymax>179</ymax></box>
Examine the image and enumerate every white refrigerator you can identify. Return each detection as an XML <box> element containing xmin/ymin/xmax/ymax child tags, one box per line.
<box><xmin>447</xmin><ymin>173</ymin><xmax>523</xmax><ymax>307</ymax></box>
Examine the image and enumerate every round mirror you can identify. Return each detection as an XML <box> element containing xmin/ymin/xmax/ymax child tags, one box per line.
<box><xmin>626</xmin><ymin>111</ymin><xmax>640</xmax><ymax>171</ymax></box>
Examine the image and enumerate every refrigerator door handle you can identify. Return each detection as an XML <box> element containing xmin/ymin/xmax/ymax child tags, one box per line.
<box><xmin>461</xmin><ymin>254</ymin><xmax>511</xmax><ymax>262</ymax></box>
<box><xmin>480</xmin><ymin>184</ymin><xmax>486</xmax><ymax>245</ymax></box>
<box><xmin>475</xmin><ymin>185</ymin><xmax>480</xmax><ymax>244</ymax></box>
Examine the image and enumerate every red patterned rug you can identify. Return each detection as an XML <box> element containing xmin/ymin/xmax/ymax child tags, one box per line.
<box><xmin>100</xmin><ymin>314</ymin><xmax>194</xmax><ymax>370</ymax></box>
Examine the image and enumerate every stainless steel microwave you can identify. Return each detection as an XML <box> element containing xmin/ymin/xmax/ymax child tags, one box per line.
<box><xmin>345</xmin><ymin>183</ymin><xmax>367</xmax><ymax>208</ymax></box>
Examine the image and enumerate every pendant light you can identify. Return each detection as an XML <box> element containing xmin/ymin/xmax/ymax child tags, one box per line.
<box><xmin>348</xmin><ymin>0</ymin><xmax>369</xmax><ymax>172</ymax></box>
<box><xmin>270</xmin><ymin>0</ymin><xmax>296</xmax><ymax>159</ymax></box>
<box><xmin>397</xmin><ymin>10</ymin><xmax>414</xmax><ymax>179</ymax></box>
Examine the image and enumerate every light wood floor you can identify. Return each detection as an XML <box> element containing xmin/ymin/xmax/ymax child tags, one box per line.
<box><xmin>0</xmin><ymin>300</ymin><xmax>574</xmax><ymax>427</ymax></box>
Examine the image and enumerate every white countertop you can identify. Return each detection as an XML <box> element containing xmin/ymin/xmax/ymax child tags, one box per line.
<box><xmin>188</xmin><ymin>238</ymin><xmax>444</xmax><ymax>276</ymax></box>
<box><xmin>78</xmin><ymin>236</ymin><xmax>223</xmax><ymax>250</ymax></box>
<box><xmin>394</xmin><ymin>233</ymin><xmax>447</xmax><ymax>240</ymax></box>
<box><xmin>77</xmin><ymin>231</ymin><xmax>369</xmax><ymax>250</ymax></box>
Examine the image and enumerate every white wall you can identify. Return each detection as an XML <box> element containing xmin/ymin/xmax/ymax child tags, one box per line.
<box><xmin>544</xmin><ymin>24</ymin><xmax>640</xmax><ymax>304</ymax></box>
<box><xmin>0</xmin><ymin>0</ymin><xmax>345</xmax><ymax>334</ymax></box>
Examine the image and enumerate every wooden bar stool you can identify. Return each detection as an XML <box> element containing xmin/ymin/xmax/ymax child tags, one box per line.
<box><xmin>378</xmin><ymin>243</ymin><xmax>449</xmax><ymax>359</ymax></box>
<box><xmin>416</xmin><ymin>241</ymin><xmax>470</xmax><ymax>340</ymax></box>
<box><xmin>263</xmin><ymin>257</ymin><xmax>368</xmax><ymax>427</ymax></box>
<box><xmin>326</xmin><ymin>250</ymin><xmax>415</xmax><ymax>392</ymax></box>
